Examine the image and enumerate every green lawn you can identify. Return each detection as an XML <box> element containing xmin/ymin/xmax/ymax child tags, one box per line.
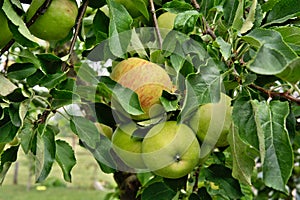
<box><xmin>0</xmin><ymin>137</ymin><xmax>116</xmax><ymax>200</ymax></box>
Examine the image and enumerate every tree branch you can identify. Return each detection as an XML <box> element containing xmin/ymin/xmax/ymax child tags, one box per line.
<box><xmin>149</xmin><ymin>0</ymin><xmax>162</xmax><ymax>49</ymax></box>
<box><xmin>0</xmin><ymin>0</ymin><xmax>53</xmax><ymax>56</ymax></box>
<box><xmin>202</xmin><ymin>16</ymin><xmax>216</xmax><ymax>40</ymax></box>
<box><xmin>249</xmin><ymin>83</ymin><xmax>300</xmax><ymax>105</ymax></box>
<box><xmin>192</xmin><ymin>167</ymin><xmax>200</xmax><ymax>192</ymax></box>
<box><xmin>191</xmin><ymin>0</ymin><xmax>200</xmax><ymax>10</ymax></box>
<box><xmin>68</xmin><ymin>0</ymin><xmax>89</xmax><ymax>57</ymax></box>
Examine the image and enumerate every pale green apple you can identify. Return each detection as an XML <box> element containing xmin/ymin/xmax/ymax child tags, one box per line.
<box><xmin>142</xmin><ymin>121</ymin><xmax>200</xmax><ymax>179</ymax></box>
<box><xmin>0</xmin><ymin>9</ymin><xmax>13</xmax><ymax>49</ymax></box>
<box><xmin>26</xmin><ymin>0</ymin><xmax>78</xmax><ymax>41</ymax></box>
<box><xmin>112</xmin><ymin>123</ymin><xmax>147</xmax><ymax>169</ymax></box>
<box><xmin>114</xmin><ymin>0</ymin><xmax>148</xmax><ymax>18</ymax></box>
<box><xmin>110</xmin><ymin>58</ymin><xmax>173</xmax><ymax>121</ymax></box>
<box><xmin>157</xmin><ymin>12</ymin><xmax>177</xmax><ymax>38</ymax></box>
<box><xmin>189</xmin><ymin>93</ymin><xmax>232</xmax><ymax>150</ymax></box>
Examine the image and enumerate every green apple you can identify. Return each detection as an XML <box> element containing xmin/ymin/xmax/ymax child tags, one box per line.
<box><xmin>26</xmin><ymin>0</ymin><xmax>78</xmax><ymax>41</ymax></box>
<box><xmin>114</xmin><ymin>0</ymin><xmax>148</xmax><ymax>18</ymax></box>
<box><xmin>110</xmin><ymin>57</ymin><xmax>173</xmax><ymax>121</ymax></box>
<box><xmin>95</xmin><ymin>122</ymin><xmax>113</xmax><ymax>140</ymax></box>
<box><xmin>189</xmin><ymin>93</ymin><xmax>232</xmax><ymax>150</ymax></box>
<box><xmin>0</xmin><ymin>9</ymin><xmax>13</xmax><ymax>49</ymax></box>
<box><xmin>112</xmin><ymin>123</ymin><xmax>147</xmax><ymax>169</ymax></box>
<box><xmin>142</xmin><ymin>121</ymin><xmax>200</xmax><ymax>179</ymax></box>
<box><xmin>157</xmin><ymin>12</ymin><xmax>177</xmax><ymax>38</ymax></box>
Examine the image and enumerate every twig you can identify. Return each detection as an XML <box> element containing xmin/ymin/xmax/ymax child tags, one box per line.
<box><xmin>192</xmin><ymin>167</ymin><xmax>200</xmax><ymax>192</ymax></box>
<box><xmin>202</xmin><ymin>16</ymin><xmax>216</xmax><ymax>40</ymax></box>
<box><xmin>191</xmin><ymin>0</ymin><xmax>200</xmax><ymax>10</ymax></box>
<box><xmin>0</xmin><ymin>0</ymin><xmax>52</xmax><ymax>56</ymax></box>
<box><xmin>249</xmin><ymin>84</ymin><xmax>300</xmax><ymax>105</ymax></box>
<box><xmin>149</xmin><ymin>0</ymin><xmax>163</xmax><ymax>49</ymax></box>
<box><xmin>68</xmin><ymin>0</ymin><xmax>89</xmax><ymax>56</ymax></box>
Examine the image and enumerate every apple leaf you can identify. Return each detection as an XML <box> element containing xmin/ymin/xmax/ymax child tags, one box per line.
<box><xmin>240</xmin><ymin>0</ymin><xmax>257</xmax><ymax>34</ymax></box>
<box><xmin>0</xmin><ymin>145</ymin><xmax>19</xmax><ymax>185</ymax></box>
<box><xmin>231</xmin><ymin>0</ymin><xmax>244</xmax><ymax>31</ymax></box>
<box><xmin>174</xmin><ymin>10</ymin><xmax>199</xmax><ymax>34</ymax></box>
<box><xmin>203</xmin><ymin>164</ymin><xmax>243</xmax><ymax>199</ymax></box>
<box><xmin>27</xmin><ymin>69</ymin><xmax>67</xmax><ymax>89</ymax></box>
<box><xmin>232</xmin><ymin>97</ymin><xmax>259</xmax><ymax>150</ymax></box>
<box><xmin>35</xmin><ymin>124</ymin><xmax>56</xmax><ymax>183</ymax></box>
<box><xmin>252</xmin><ymin>100</ymin><xmax>293</xmax><ymax>193</ymax></box>
<box><xmin>93</xmin><ymin>9</ymin><xmax>109</xmax><ymax>43</ymax></box>
<box><xmin>107</xmin><ymin>0</ymin><xmax>133</xmax><ymax>58</ymax></box>
<box><xmin>223</xmin><ymin>0</ymin><xmax>240</xmax><ymax>27</ymax></box>
<box><xmin>276</xmin><ymin>57</ymin><xmax>300</xmax><ymax>83</ymax></box>
<box><xmin>2</xmin><ymin>0</ymin><xmax>37</xmax><ymax>47</ymax></box>
<box><xmin>141</xmin><ymin>182</ymin><xmax>177</xmax><ymax>200</ymax></box>
<box><xmin>275</xmin><ymin>26</ymin><xmax>300</xmax><ymax>54</ymax></box>
<box><xmin>36</xmin><ymin>54</ymin><xmax>63</xmax><ymax>75</ymax></box>
<box><xmin>50</xmin><ymin>89</ymin><xmax>80</xmax><ymax>109</ymax></box>
<box><xmin>228</xmin><ymin>125</ymin><xmax>257</xmax><ymax>185</ymax></box>
<box><xmin>215</xmin><ymin>37</ymin><xmax>231</xmax><ymax>61</ymax></box>
<box><xmin>264</xmin><ymin>0</ymin><xmax>300</xmax><ymax>26</ymax></box>
<box><xmin>55</xmin><ymin>140</ymin><xmax>76</xmax><ymax>182</ymax></box>
<box><xmin>162</xmin><ymin>0</ymin><xmax>193</xmax><ymax>13</ymax></box>
<box><xmin>88</xmin><ymin>0</ymin><xmax>106</xmax><ymax>8</ymax></box>
<box><xmin>70</xmin><ymin>116</ymin><xmax>101</xmax><ymax>149</ymax></box>
<box><xmin>0</xmin><ymin>108</ymin><xmax>19</xmax><ymax>143</ymax></box>
<box><xmin>7</xmin><ymin>63</ymin><xmax>37</xmax><ymax>80</ymax></box>
<box><xmin>0</xmin><ymin>74</ymin><xmax>17</xmax><ymax>96</ymax></box>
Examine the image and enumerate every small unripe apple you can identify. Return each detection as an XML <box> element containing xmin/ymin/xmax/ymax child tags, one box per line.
<box><xmin>157</xmin><ymin>12</ymin><xmax>177</xmax><ymax>38</ymax></box>
<box><xmin>0</xmin><ymin>10</ymin><xmax>13</xmax><ymax>49</ymax></box>
<box><xmin>142</xmin><ymin>121</ymin><xmax>200</xmax><ymax>179</ymax></box>
<box><xmin>26</xmin><ymin>0</ymin><xmax>78</xmax><ymax>41</ymax></box>
<box><xmin>112</xmin><ymin>123</ymin><xmax>147</xmax><ymax>169</ymax></box>
<box><xmin>189</xmin><ymin>93</ymin><xmax>232</xmax><ymax>148</ymax></box>
<box><xmin>114</xmin><ymin>0</ymin><xmax>148</xmax><ymax>18</ymax></box>
<box><xmin>110</xmin><ymin>58</ymin><xmax>173</xmax><ymax>121</ymax></box>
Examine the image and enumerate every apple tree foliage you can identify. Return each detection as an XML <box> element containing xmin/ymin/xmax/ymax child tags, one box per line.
<box><xmin>0</xmin><ymin>0</ymin><xmax>300</xmax><ymax>199</ymax></box>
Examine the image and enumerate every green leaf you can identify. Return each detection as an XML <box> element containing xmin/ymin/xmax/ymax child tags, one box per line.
<box><xmin>275</xmin><ymin>26</ymin><xmax>300</xmax><ymax>54</ymax></box>
<box><xmin>27</xmin><ymin>69</ymin><xmax>67</xmax><ymax>89</ymax></box>
<box><xmin>160</xmin><ymin>91</ymin><xmax>179</xmax><ymax>112</ymax></box>
<box><xmin>36</xmin><ymin>54</ymin><xmax>63</xmax><ymax>74</ymax></box>
<box><xmin>180</xmin><ymin>64</ymin><xmax>221</xmax><ymax>122</ymax></box>
<box><xmin>252</xmin><ymin>100</ymin><xmax>293</xmax><ymax>193</ymax></box>
<box><xmin>2</xmin><ymin>0</ymin><xmax>37</xmax><ymax>47</ymax></box>
<box><xmin>19</xmin><ymin>122</ymin><xmax>35</xmax><ymax>154</ymax></box>
<box><xmin>7</xmin><ymin>63</ymin><xmax>37</xmax><ymax>80</ymax></box>
<box><xmin>35</xmin><ymin>125</ymin><xmax>56</xmax><ymax>183</ymax></box>
<box><xmin>55</xmin><ymin>140</ymin><xmax>76</xmax><ymax>182</ymax></box>
<box><xmin>141</xmin><ymin>182</ymin><xmax>177</xmax><ymax>200</ymax></box>
<box><xmin>174</xmin><ymin>10</ymin><xmax>199</xmax><ymax>34</ymax></box>
<box><xmin>240</xmin><ymin>0</ymin><xmax>257</xmax><ymax>34</ymax></box>
<box><xmin>215</xmin><ymin>37</ymin><xmax>231</xmax><ymax>61</ymax></box>
<box><xmin>228</xmin><ymin>125</ymin><xmax>256</xmax><ymax>185</ymax></box>
<box><xmin>264</xmin><ymin>0</ymin><xmax>300</xmax><ymax>26</ymax></box>
<box><xmin>232</xmin><ymin>97</ymin><xmax>259</xmax><ymax>150</ymax></box>
<box><xmin>261</xmin><ymin>0</ymin><xmax>280</xmax><ymax>12</ymax></box>
<box><xmin>108</xmin><ymin>0</ymin><xmax>133</xmax><ymax>58</ymax></box>
<box><xmin>75</xmin><ymin>63</ymin><xmax>99</xmax><ymax>85</ymax></box>
<box><xmin>0</xmin><ymin>74</ymin><xmax>17</xmax><ymax>96</ymax></box>
<box><xmin>232</xmin><ymin>0</ymin><xmax>244</xmax><ymax>31</ymax></box>
<box><xmin>70</xmin><ymin>116</ymin><xmax>100</xmax><ymax>149</ymax></box>
<box><xmin>88</xmin><ymin>0</ymin><xmax>106</xmax><ymax>8</ymax></box>
<box><xmin>93</xmin><ymin>9</ymin><xmax>109</xmax><ymax>43</ymax></box>
<box><xmin>99</xmin><ymin>76</ymin><xmax>144</xmax><ymax>116</ymax></box>
<box><xmin>0</xmin><ymin>109</ymin><xmax>19</xmax><ymax>143</ymax></box>
<box><xmin>50</xmin><ymin>89</ymin><xmax>80</xmax><ymax>109</ymax></box>
<box><xmin>0</xmin><ymin>146</ymin><xmax>19</xmax><ymax>185</ymax></box>
<box><xmin>223</xmin><ymin>0</ymin><xmax>240</xmax><ymax>26</ymax></box>
<box><xmin>162</xmin><ymin>0</ymin><xmax>193</xmax><ymax>13</ymax></box>
<box><xmin>203</xmin><ymin>164</ymin><xmax>243</xmax><ymax>199</ymax></box>
<box><xmin>276</xmin><ymin>57</ymin><xmax>300</xmax><ymax>83</ymax></box>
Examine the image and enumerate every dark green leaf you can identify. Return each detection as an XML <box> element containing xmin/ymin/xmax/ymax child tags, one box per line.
<box><xmin>0</xmin><ymin>109</ymin><xmax>19</xmax><ymax>143</ymax></box>
<box><xmin>55</xmin><ymin>140</ymin><xmax>76</xmax><ymax>182</ymax></box>
<box><xmin>203</xmin><ymin>164</ymin><xmax>243</xmax><ymax>199</ymax></box>
<box><xmin>36</xmin><ymin>54</ymin><xmax>63</xmax><ymax>74</ymax></box>
<box><xmin>88</xmin><ymin>0</ymin><xmax>106</xmax><ymax>8</ymax></box>
<box><xmin>265</xmin><ymin>0</ymin><xmax>300</xmax><ymax>26</ymax></box>
<box><xmin>228</xmin><ymin>125</ymin><xmax>257</xmax><ymax>185</ymax></box>
<box><xmin>0</xmin><ymin>146</ymin><xmax>19</xmax><ymax>185</ymax></box>
<box><xmin>174</xmin><ymin>10</ymin><xmax>199</xmax><ymax>34</ymax></box>
<box><xmin>141</xmin><ymin>182</ymin><xmax>176</xmax><ymax>200</ymax></box>
<box><xmin>277</xmin><ymin>57</ymin><xmax>300</xmax><ymax>83</ymax></box>
<box><xmin>70</xmin><ymin>116</ymin><xmax>100</xmax><ymax>149</ymax></box>
<box><xmin>27</xmin><ymin>69</ymin><xmax>67</xmax><ymax>89</ymax></box>
<box><xmin>93</xmin><ymin>9</ymin><xmax>109</xmax><ymax>43</ymax></box>
<box><xmin>7</xmin><ymin>63</ymin><xmax>37</xmax><ymax>80</ymax></box>
<box><xmin>223</xmin><ymin>0</ymin><xmax>240</xmax><ymax>26</ymax></box>
<box><xmin>35</xmin><ymin>125</ymin><xmax>56</xmax><ymax>183</ymax></box>
<box><xmin>275</xmin><ymin>26</ymin><xmax>300</xmax><ymax>54</ymax></box>
<box><xmin>252</xmin><ymin>100</ymin><xmax>293</xmax><ymax>193</ymax></box>
<box><xmin>50</xmin><ymin>89</ymin><xmax>80</xmax><ymax>109</ymax></box>
<box><xmin>162</xmin><ymin>0</ymin><xmax>193</xmax><ymax>13</ymax></box>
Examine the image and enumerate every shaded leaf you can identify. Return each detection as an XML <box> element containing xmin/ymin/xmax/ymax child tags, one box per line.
<box><xmin>55</xmin><ymin>140</ymin><xmax>76</xmax><ymax>182</ymax></box>
<box><xmin>7</xmin><ymin>63</ymin><xmax>37</xmax><ymax>80</ymax></box>
<box><xmin>0</xmin><ymin>74</ymin><xmax>17</xmax><ymax>96</ymax></box>
<box><xmin>0</xmin><ymin>146</ymin><xmax>19</xmax><ymax>185</ymax></box>
<box><xmin>141</xmin><ymin>182</ymin><xmax>176</xmax><ymax>200</ymax></box>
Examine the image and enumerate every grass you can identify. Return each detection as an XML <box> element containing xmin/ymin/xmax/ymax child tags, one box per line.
<box><xmin>0</xmin><ymin>136</ymin><xmax>117</xmax><ymax>200</ymax></box>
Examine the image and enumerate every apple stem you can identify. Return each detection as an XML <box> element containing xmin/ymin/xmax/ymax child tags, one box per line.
<box><xmin>149</xmin><ymin>0</ymin><xmax>162</xmax><ymax>49</ymax></box>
